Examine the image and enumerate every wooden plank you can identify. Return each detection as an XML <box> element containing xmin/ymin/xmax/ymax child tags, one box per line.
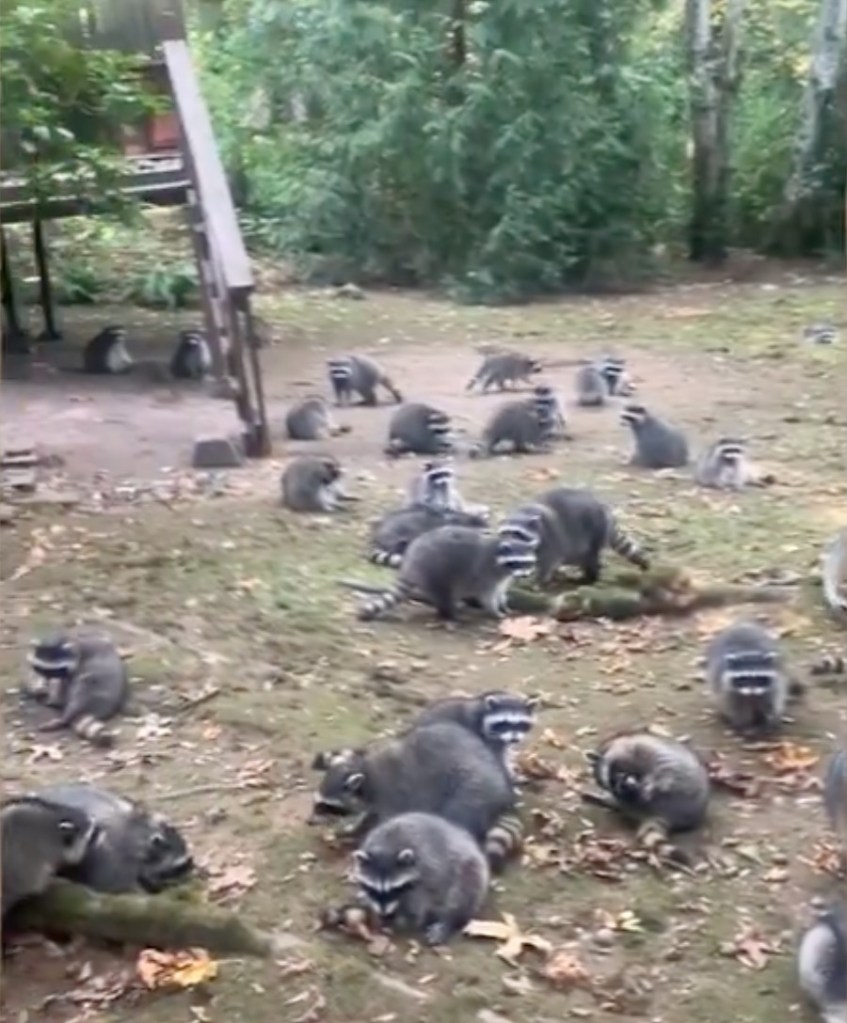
<box><xmin>162</xmin><ymin>40</ymin><xmax>253</xmax><ymax>295</ymax></box>
<box><xmin>0</xmin><ymin>183</ymin><xmax>187</xmax><ymax>224</ymax></box>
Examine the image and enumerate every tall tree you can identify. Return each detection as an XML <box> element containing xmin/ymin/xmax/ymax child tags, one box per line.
<box><xmin>685</xmin><ymin>0</ymin><xmax>747</xmax><ymax>263</ymax></box>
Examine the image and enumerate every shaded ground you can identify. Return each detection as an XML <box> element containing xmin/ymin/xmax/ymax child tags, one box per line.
<box><xmin>1</xmin><ymin>274</ymin><xmax>846</xmax><ymax>1023</ymax></box>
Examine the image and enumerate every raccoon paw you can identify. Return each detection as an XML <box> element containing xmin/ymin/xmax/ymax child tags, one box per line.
<box><xmin>422</xmin><ymin>921</ymin><xmax>451</xmax><ymax>947</ymax></box>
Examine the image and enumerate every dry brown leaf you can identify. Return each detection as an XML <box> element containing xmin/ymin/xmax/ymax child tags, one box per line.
<box><xmin>720</xmin><ymin>927</ymin><xmax>775</xmax><ymax>971</ymax></box>
<box><xmin>763</xmin><ymin>742</ymin><xmax>819</xmax><ymax>774</ymax></box>
<box><xmin>540</xmin><ymin>728</ymin><xmax>566</xmax><ymax>749</ymax></box>
<box><xmin>799</xmin><ymin>840</ymin><xmax>844</xmax><ymax>878</ymax></box>
<box><xmin>137</xmin><ymin>948</ymin><xmax>218</xmax><ymax>990</ymax></box>
<box><xmin>706</xmin><ymin>756</ymin><xmax>762</xmax><ymax>798</ymax></box>
<box><xmin>541</xmin><ymin>949</ymin><xmax>592</xmax><ymax>990</ymax></box>
<box><xmin>207</xmin><ymin>864</ymin><xmax>257</xmax><ymax>900</ymax></box>
<box><xmin>497</xmin><ymin>616</ymin><xmax>554</xmax><ymax>644</ymax></box>
<box><xmin>464</xmin><ymin>913</ymin><xmax>552</xmax><ymax>966</ymax></box>
<box><xmin>514</xmin><ymin>749</ymin><xmax>559</xmax><ymax>781</ymax></box>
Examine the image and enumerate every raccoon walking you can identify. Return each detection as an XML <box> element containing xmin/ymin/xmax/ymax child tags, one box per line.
<box><xmin>170</xmin><ymin>328</ymin><xmax>212</xmax><ymax>380</ymax></box>
<box><xmin>309</xmin><ymin>722</ymin><xmax>522</xmax><ymax>868</ymax></box>
<box><xmin>349</xmin><ymin>523</ymin><xmax>538</xmax><ymax>622</ymax></box>
<box><xmin>326</xmin><ymin>354</ymin><xmax>402</xmax><ymax>406</ymax></box>
<box><xmin>351</xmin><ymin>812</ymin><xmax>490</xmax><ymax>945</ymax></box>
<box><xmin>694</xmin><ymin>437</ymin><xmax>757</xmax><ymax>490</ymax></box>
<box><xmin>584</xmin><ymin>731</ymin><xmax>710</xmax><ymax>859</ymax></box>
<box><xmin>797</xmin><ymin>901</ymin><xmax>847</xmax><ymax>1023</ymax></box>
<box><xmin>280</xmin><ymin>454</ymin><xmax>355</xmax><ymax>512</ymax></box>
<box><xmin>368</xmin><ymin>505</ymin><xmax>488</xmax><ymax>568</ymax></box>
<box><xmin>1</xmin><ymin>795</ymin><xmax>96</xmax><ymax>918</ymax></box>
<box><xmin>24</xmin><ymin>629</ymin><xmax>129</xmax><ymax>747</ymax></box>
<box><xmin>470</xmin><ymin>389</ymin><xmax>558</xmax><ymax>458</ymax></box>
<box><xmin>621</xmin><ymin>404</ymin><xmax>689</xmax><ymax>469</ymax></box>
<box><xmin>33</xmin><ymin>783</ymin><xmax>194</xmax><ymax>894</ymax></box>
<box><xmin>82</xmin><ymin>325</ymin><xmax>133</xmax><ymax>375</ymax></box>
<box><xmin>466</xmin><ymin>351</ymin><xmax>542</xmax><ymax>393</ymax></box>
<box><xmin>285</xmin><ymin>396</ymin><xmax>351</xmax><ymax>441</ymax></box>
<box><xmin>386</xmin><ymin>403</ymin><xmax>453</xmax><ymax>457</ymax></box>
<box><xmin>503</xmin><ymin>486</ymin><xmax>649</xmax><ymax>586</ymax></box>
<box><xmin>822</xmin><ymin>529</ymin><xmax>847</xmax><ymax>615</ymax></box>
<box><xmin>703</xmin><ymin>622</ymin><xmax>789</xmax><ymax>736</ymax></box>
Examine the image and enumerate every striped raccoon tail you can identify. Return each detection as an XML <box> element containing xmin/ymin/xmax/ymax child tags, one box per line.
<box><xmin>484</xmin><ymin>812</ymin><xmax>524</xmax><ymax>873</ymax></box>
<box><xmin>811</xmin><ymin>653</ymin><xmax>846</xmax><ymax>677</ymax></box>
<box><xmin>357</xmin><ymin>580</ymin><xmax>412</xmax><ymax>621</ymax></box>
<box><xmin>368</xmin><ymin>547</ymin><xmax>403</xmax><ymax>568</ymax></box>
<box><xmin>606</xmin><ymin>513</ymin><xmax>650</xmax><ymax>570</ymax></box>
<box><xmin>72</xmin><ymin>715</ymin><xmax>116</xmax><ymax>748</ymax></box>
<box><xmin>635</xmin><ymin>818</ymin><xmax>691</xmax><ymax>869</ymax></box>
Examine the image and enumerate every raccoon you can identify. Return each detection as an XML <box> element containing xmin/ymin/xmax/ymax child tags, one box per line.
<box><xmin>409</xmin><ymin>691</ymin><xmax>538</xmax><ymax>780</ymax></box>
<box><xmin>82</xmin><ymin>325</ymin><xmax>133</xmax><ymax>375</ymax></box>
<box><xmin>532</xmin><ymin>383</ymin><xmax>569</xmax><ymax>438</ymax></box>
<box><xmin>33</xmin><ymin>783</ymin><xmax>194</xmax><ymax>894</ymax></box>
<box><xmin>704</xmin><ymin>622</ymin><xmax>789</xmax><ymax>736</ymax></box>
<box><xmin>386</xmin><ymin>403</ymin><xmax>454</xmax><ymax>457</ymax></box>
<box><xmin>280</xmin><ymin>454</ymin><xmax>355</xmax><ymax>513</ymax></box>
<box><xmin>585</xmin><ymin>732</ymin><xmax>710</xmax><ymax>857</ymax></box>
<box><xmin>368</xmin><ymin>504</ymin><xmax>489</xmax><ymax>568</ymax></box>
<box><xmin>823</xmin><ymin>747</ymin><xmax>847</xmax><ymax>850</ymax></box>
<box><xmin>285</xmin><ymin>396</ymin><xmax>351</xmax><ymax>441</ymax></box>
<box><xmin>1</xmin><ymin>796</ymin><xmax>96</xmax><ymax>918</ymax></box>
<box><xmin>811</xmin><ymin>654</ymin><xmax>846</xmax><ymax>677</ymax></box>
<box><xmin>504</xmin><ymin>486</ymin><xmax>650</xmax><ymax>586</ymax></box>
<box><xmin>803</xmin><ymin>323</ymin><xmax>839</xmax><ymax>345</ymax></box>
<box><xmin>465</xmin><ymin>351</ymin><xmax>543</xmax><ymax>393</ymax></box>
<box><xmin>405</xmin><ymin>460</ymin><xmax>465</xmax><ymax>513</ymax></box>
<box><xmin>170</xmin><ymin>328</ymin><xmax>211</xmax><ymax>381</ymax></box>
<box><xmin>601</xmin><ymin>355</ymin><xmax>633</xmax><ymax>396</ymax></box>
<box><xmin>620</xmin><ymin>404</ymin><xmax>689</xmax><ymax>469</ymax></box>
<box><xmin>822</xmin><ymin>529</ymin><xmax>847</xmax><ymax>615</ymax></box>
<box><xmin>575</xmin><ymin>362</ymin><xmax>611</xmax><ymax>408</ymax></box>
<box><xmin>469</xmin><ymin>390</ymin><xmax>558</xmax><ymax>458</ymax></box>
<box><xmin>326</xmin><ymin>354</ymin><xmax>403</xmax><ymax>406</ymax></box>
<box><xmin>351</xmin><ymin>812</ymin><xmax>489</xmax><ymax>945</ymax></box>
<box><xmin>694</xmin><ymin>437</ymin><xmax>755</xmax><ymax>490</ymax></box>
<box><xmin>24</xmin><ymin>629</ymin><xmax>129</xmax><ymax>747</ymax></box>
<box><xmin>797</xmin><ymin>901</ymin><xmax>847</xmax><ymax>1023</ymax></box>
<box><xmin>352</xmin><ymin>523</ymin><xmax>538</xmax><ymax>621</ymax></box>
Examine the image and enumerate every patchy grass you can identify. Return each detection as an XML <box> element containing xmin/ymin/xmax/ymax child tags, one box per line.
<box><xmin>2</xmin><ymin>275</ymin><xmax>846</xmax><ymax>1023</ymax></box>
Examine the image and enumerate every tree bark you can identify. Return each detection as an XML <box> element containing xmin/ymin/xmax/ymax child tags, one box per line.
<box><xmin>685</xmin><ymin>0</ymin><xmax>747</xmax><ymax>263</ymax></box>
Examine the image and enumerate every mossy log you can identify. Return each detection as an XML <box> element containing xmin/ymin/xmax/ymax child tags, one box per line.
<box><xmin>507</xmin><ymin>563</ymin><xmax>791</xmax><ymax>621</ymax></box>
<box><xmin>11</xmin><ymin>880</ymin><xmax>284</xmax><ymax>957</ymax></box>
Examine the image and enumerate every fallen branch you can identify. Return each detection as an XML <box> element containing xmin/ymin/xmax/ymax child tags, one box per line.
<box><xmin>156</xmin><ymin>781</ymin><xmax>260</xmax><ymax>803</ymax></box>
<box><xmin>12</xmin><ymin>880</ymin><xmax>294</xmax><ymax>958</ymax></box>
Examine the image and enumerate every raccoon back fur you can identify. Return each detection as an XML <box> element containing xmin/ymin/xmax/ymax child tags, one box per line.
<box><xmin>326</xmin><ymin>354</ymin><xmax>402</xmax><ymax>406</ymax></box>
<box><xmin>386</xmin><ymin>403</ymin><xmax>454</xmax><ymax>457</ymax></box>
<box><xmin>470</xmin><ymin>393</ymin><xmax>557</xmax><ymax>458</ymax></box>
<box><xmin>280</xmin><ymin>454</ymin><xmax>352</xmax><ymax>512</ymax></box>
<box><xmin>621</xmin><ymin>404</ymin><xmax>689</xmax><ymax>469</ymax></box>
<box><xmin>352</xmin><ymin>811</ymin><xmax>490</xmax><ymax>946</ymax></box>
<box><xmin>368</xmin><ymin>504</ymin><xmax>489</xmax><ymax>568</ymax></box>
<box><xmin>285</xmin><ymin>396</ymin><xmax>351</xmax><ymax>441</ymax></box>
<box><xmin>466</xmin><ymin>351</ymin><xmax>542</xmax><ymax>393</ymax></box>
<box><xmin>797</xmin><ymin>901</ymin><xmax>847</xmax><ymax>1023</ymax></box>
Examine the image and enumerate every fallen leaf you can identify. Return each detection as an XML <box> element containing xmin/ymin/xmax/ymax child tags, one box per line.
<box><xmin>706</xmin><ymin>756</ymin><xmax>762</xmax><ymax>798</ymax></box>
<box><xmin>540</xmin><ymin>728</ymin><xmax>566</xmax><ymax>749</ymax></box>
<box><xmin>541</xmin><ymin>949</ymin><xmax>592</xmax><ymax>990</ymax></box>
<box><xmin>497</xmin><ymin>616</ymin><xmax>554</xmax><ymax>645</ymax></box>
<box><xmin>137</xmin><ymin>948</ymin><xmax>218</xmax><ymax>990</ymax></box>
<box><xmin>764</xmin><ymin>742</ymin><xmax>819</xmax><ymax>774</ymax></box>
<box><xmin>514</xmin><ymin>749</ymin><xmax>560</xmax><ymax>781</ymax></box>
<box><xmin>719</xmin><ymin>926</ymin><xmax>776</xmax><ymax>971</ymax></box>
<box><xmin>502</xmin><ymin>973</ymin><xmax>535</xmax><ymax>996</ymax></box>
<box><xmin>207</xmin><ymin>864</ymin><xmax>257</xmax><ymax>900</ymax></box>
<box><xmin>464</xmin><ymin>913</ymin><xmax>552</xmax><ymax>966</ymax></box>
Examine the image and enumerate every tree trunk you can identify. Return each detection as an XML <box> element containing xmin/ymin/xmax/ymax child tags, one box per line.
<box><xmin>772</xmin><ymin>0</ymin><xmax>847</xmax><ymax>254</ymax></box>
<box><xmin>685</xmin><ymin>0</ymin><xmax>747</xmax><ymax>263</ymax></box>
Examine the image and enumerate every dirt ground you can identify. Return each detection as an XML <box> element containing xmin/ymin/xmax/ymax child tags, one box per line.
<box><xmin>1</xmin><ymin>271</ymin><xmax>846</xmax><ymax>1023</ymax></box>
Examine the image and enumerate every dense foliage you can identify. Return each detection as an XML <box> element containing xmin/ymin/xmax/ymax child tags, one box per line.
<box><xmin>197</xmin><ymin>0</ymin><xmax>845</xmax><ymax>299</ymax></box>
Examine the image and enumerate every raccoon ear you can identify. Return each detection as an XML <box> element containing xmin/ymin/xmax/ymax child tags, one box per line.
<box><xmin>352</xmin><ymin>849</ymin><xmax>369</xmax><ymax>863</ymax></box>
<box><xmin>397</xmin><ymin>847</ymin><xmax>416</xmax><ymax>867</ymax></box>
<box><xmin>525</xmin><ymin>696</ymin><xmax>540</xmax><ymax>712</ymax></box>
<box><xmin>344</xmin><ymin>772</ymin><xmax>365</xmax><ymax>793</ymax></box>
<box><xmin>483</xmin><ymin>694</ymin><xmax>501</xmax><ymax>712</ymax></box>
<box><xmin>311</xmin><ymin>752</ymin><xmax>330</xmax><ymax>771</ymax></box>
<box><xmin>584</xmin><ymin>750</ymin><xmax>600</xmax><ymax>765</ymax></box>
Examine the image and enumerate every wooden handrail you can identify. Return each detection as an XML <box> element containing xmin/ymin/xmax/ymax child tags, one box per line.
<box><xmin>162</xmin><ymin>39</ymin><xmax>253</xmax><ymax>297</ymax></box>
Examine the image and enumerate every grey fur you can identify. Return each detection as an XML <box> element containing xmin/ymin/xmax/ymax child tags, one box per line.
<box><xmin>470</xmin><ymin>391</ymin><xmax>558</xmax><ymax>458</ymax></box>
<box><xmin>803</xmin><ymin>323</ymin><xmax>839</xmax><ymax>345</ymax></box>
<box><xmin>83</xmin><ymin>325</ymin><xmax>133</xmax><ymax>375</ymax></box>
<box><xmin>24</xmin><ymin>629</ymin><xmax>128</xmax><ymax>747</ymax></box>
<box><xmin>170</xmin><ymin>329</ymin><xmax>211</xmax><ymax>380</ymax></box>
<box><xmin>621</xmin><ymin>404</ymin><xmax>689</xmax><ymax>469</ymax></box>
<box><xmin>822</xmin><ymin>529</ymin><xmax>847</xmax><ymax>615</ymax></box>
<box><xmin>1</xmin><ymin>796</ymin><xmax>96</xmax><ymax>918</ymax></box>
<box><xmin>797</xmin><ymin>901</ymin><xmax>847</xmax><ymax>1023</ymax></box>
<box><xmin>575</xmin><ymin>356</ymin><xmax>631</xmax><ymax>407</ymax></box>
<box><xmin>352</xmin><ymin>812</ymin><xmax>489</xmax><ymax>946</ymax></box>
<box><xmin>353</xmin><ymin>524</ymin><xmax>538</xmax><ymax>621</ymax></box>
<box><xmin>466</xmin><ymin>351</ymin><xmax>542</xmax><ymax>393</ymax></box>
<box><xmin>823</xmin><ymin>747</ymin><xmax>847</xmax><ymax>848</ymax></box>
<box><xmin>368</xmin><ymin>505</ymin><xmax>489</xmax><ymax>568</ymax></box>
<box><xmin>281</xmin><ymin>454</ymin><xmax>353</xmax><ymax>512</ymax></box>
<box><xmin>386</xmin><ymin>403</ymin><xmax>454</xmax><ymax>457</ymax></box>
<box><xmin>285</xmin><ymin>396</ymin><xmax>350</xmax><ymax>441</ymax></box>
<box><xmin>33</xmin><ymin>783</ymin><xmax>194</xmax><ymax>894</ymax></box>
<box><xmin>704</xmin><ymin>622</ymin><xmax>789</xmax><ymax>735</ymax></box>
<box><xmin>503</xmin><ymin>486</ymin><xmax>649</xmax><ymax>586</ymax></box>
<box><xmin>326</xmin><ymin>354</ymin><xmax>402</xmax><ymax>406</ymax></box>
<box><xmin>694</xmin><ymin>437</ymin><xmax>753</xmax><ymax>489</ymax></box>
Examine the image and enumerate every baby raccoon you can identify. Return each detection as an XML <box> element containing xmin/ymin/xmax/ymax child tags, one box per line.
<box><xmin>368</xmin><ymin>504</ymin><xmax>488</xmax><ymax>567</ymax></box>
<box><xmin>25</xmin><ymin>629</ymin><xmax>129</xmax><ymax>747</ymax></box>
<box><xmin>170</xmin><ymin>328</ymin><xmax>212</xmax><ymax>380</ymax></box>
<box><xmin>34</xmin><ymin>783</ymin><xmax>194</xmax><ymax>894</ymax></box>
<box><xmin>621</xmin><ymin>404</ymin><xmax>689</xmax><ymax>469</ymax></box>
<box><xmin>83</xmin><ymin>325</ymin><xmax>133</xmax><ymax>375</ymax></box>
<box><xmin>532</xmin><ymin>383</ymin><xmax>569</xmax><ymax>438</ymax></box>
<box><xmin>797</xmin><ymin>900</ymin><xmax>847</xmax><ymax>1023</ymax></box>
<box><xmin>1</xmin><ymin>795</ymin><xmax>96</xmax><ymax>919</ymax></box>
<box><xmin>353</xmin><ymin>523</ymin><xmax>538</xmax><ymax>621</ymax></box>
<box><xmin>310</xmin><ymin>722</ymin><xmax>521</xmax><ymax>868</ymax></box>
<box><xmin>405</xmin><ymin>460</ymin><xmax>466</xmax><ymax>513</ymax></box>
<box><xmin>386</xmin><ymin>403</ymin><xmax>454</xmax><ymax>457</ymax></box>
<box><xmin>280</xmin><ymin>454</ymin><xmax>355</xmax><ymax>512</ymax></box>
<box><xmin>351</xmin><ymin>811</ymin><xmax>489</xmax><ymax>946</ymax></box>
<box><xmin>409</xmin><ymin>690</ymin><xmax>538</xmax><ymax>780</ymax></box>
<box><xmin>466</xmin><ymin>351</ymin><xmax>543</xmax><ymax>393</ymax></box>
<box><xmin>822</xmin><ymin>529</ymin><xmax>847</xmax><ymax>615</ymax></box>
<box><xmin>694</xmin><ymin>437</ymin><xmax>755</xmax><ymax>489</ymax></box>
<box><xmin>326</xmin><ymin>354</ymin><xmax>403</xmax><ymax>406</ymax></box>
<box><xmin>823</xmin><ymin>746</ymin><xmax>847</xmax><ymax>850</ymax></box>
<box><xmin>585</xmin><ymin>731</ymin><xmax>710</xmax><ymax>858</ymax></box>
<box><xmin>285</xmin><ymin>396</ymin><xmax>351</xmax><ymax>441</ymax></box>
<box><xmin>503</xmin><ymin>486</ymin><xmax>650</xmax><ymax>586</ymax></box>
<box><xmin>704</xmin><ymin>622</ymin><xmax>789</xmax><ymax>736</ymax></box>
<box><xmin>470</xmin><ymin>389</ymin><xmax>558</xmax><ymax>458</ymax></box>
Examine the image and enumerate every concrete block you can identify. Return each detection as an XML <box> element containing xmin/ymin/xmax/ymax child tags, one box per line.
<box><xmin>191</xmin><ymin>434</ymin><xmax>245</xmax><ymax>470</ymax></box>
